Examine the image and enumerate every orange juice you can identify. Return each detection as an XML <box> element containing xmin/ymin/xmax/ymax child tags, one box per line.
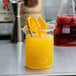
<box><xmin>26</xmin><ymin>35</ymin><xmax>54</xmax><ymax>69</ymax></box>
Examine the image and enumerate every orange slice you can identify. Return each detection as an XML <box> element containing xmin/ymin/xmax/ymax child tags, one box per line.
<box><xmin>37</xmin><ymin>16</ymin><xmax>47</xmax><ymax>34</ymax></box>
<box><xmin>37</xmin><ymin>16</ymin><xmax>47</xmax><ymax>29</ymax></box>
<box><xmin>27</xmin><ymin>16</ymin><xmax>40</xmax><ymax>36</ymax></box>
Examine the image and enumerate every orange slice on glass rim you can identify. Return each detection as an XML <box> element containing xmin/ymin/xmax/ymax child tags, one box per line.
<box><xmin>37</xmin><ymin>16</ymin><xmax>47</xmax><ymax>34</ymax></box>
<box><xmin>27</xmin><ymin>16</ymin><xmax>40</xmax><ymax>36</ymax></box>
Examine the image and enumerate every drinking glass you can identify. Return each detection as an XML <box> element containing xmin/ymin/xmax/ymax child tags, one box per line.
<box><xmin>23</xmin><ymin>26</ymin><xmax>54</xmax><ymax>69</ymax></box>
<box><xmin>44</xmin><ymin>0</ymin><xmax>61</xmax><ymax>22</ymax></box>
<box><xmin>54</xmin><ymin>0</ymin><xmax>76</xmax><ymax>46</ymax></box>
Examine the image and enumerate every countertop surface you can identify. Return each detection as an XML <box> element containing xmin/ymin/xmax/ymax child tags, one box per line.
<box><xmin>0</xmin><ymin>40</ymin><xmax>76</xmax><ymax>75</ymax></box>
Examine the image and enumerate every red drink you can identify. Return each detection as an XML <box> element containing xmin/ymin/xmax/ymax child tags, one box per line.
<box><xmin>54</xmin><ymin>15</ymin><xmax>76</xmax><ymax>46</ymax></box>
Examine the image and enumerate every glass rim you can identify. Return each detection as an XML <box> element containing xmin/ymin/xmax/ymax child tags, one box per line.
<box><xmin>23</xmin><ymin>25</ymin><xmax>55</xmax><ymax>32</ymax></box>
<box><xmin>23</xmin><ymin>28</ymin><xmax>54</xmax><ymax>32</ymax></box>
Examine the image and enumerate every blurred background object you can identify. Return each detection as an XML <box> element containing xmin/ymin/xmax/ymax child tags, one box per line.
<box><xmin>21</xmin><ymin>0</ymin><xmax>42</xmax><ymax>27</ymax></box>
<box><xmin>11</xmin><ymin>0</ymin><xmax>24</xmax><ymax>43</ymax></box>
<box><xmin>44</xmin><ymin>0</ymin><xmax>61</xmax><ymax>22</ymax></box>
<box><xmin>0</xmin><ymin>0</ymin><xmax>14</xmax><ymax>40</ymax></box>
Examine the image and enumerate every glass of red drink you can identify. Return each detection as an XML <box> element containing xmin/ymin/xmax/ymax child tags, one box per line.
<box><xmin>54</xmin><ymin>0</ymin><xmax>76</xmax><ymax>46</ymax></box>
